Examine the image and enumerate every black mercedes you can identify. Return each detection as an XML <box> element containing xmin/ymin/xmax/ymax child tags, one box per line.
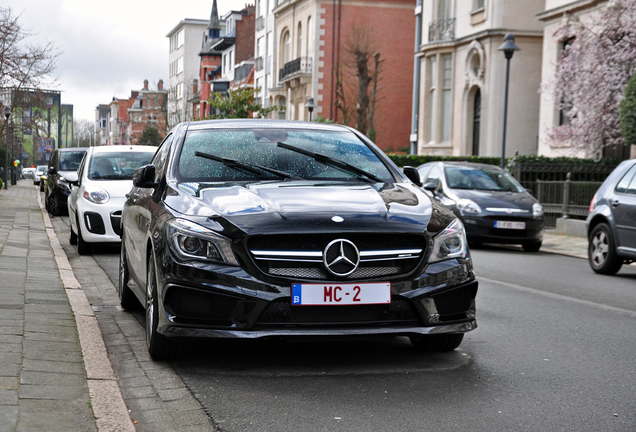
<box><xmin>119</xmin><ymin>120</ymin><xmax>478</xmax><ymax>359</ymax></box>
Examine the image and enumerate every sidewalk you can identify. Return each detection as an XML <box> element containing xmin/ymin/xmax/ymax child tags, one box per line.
<box><xmin>0</xmin><ymin>180</ymin><xmax>134</xmax><ymax>432</ymax></box>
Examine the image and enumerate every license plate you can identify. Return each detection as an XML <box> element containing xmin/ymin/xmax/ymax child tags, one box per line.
<box><xmin>494</xmin><ymin>221</ymin><xmax>526</xmax><ymax>230</ymax></box>
<box><xmin>291</xmin><ymin>282</ymin><xmax>391</xmax><ymax>306</ymax></box>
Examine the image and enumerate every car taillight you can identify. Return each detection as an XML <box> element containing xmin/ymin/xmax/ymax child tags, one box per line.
<box><xmin>589</xmin><ymin>193</ymin><xmax>596</xmax><ymax>213</ymax></box>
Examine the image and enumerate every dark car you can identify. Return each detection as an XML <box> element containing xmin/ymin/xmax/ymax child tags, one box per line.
<box><xmin>417</xmin><ymin>161</ymin><xmax>545</xmax><ymax>251</ymax></box>
<box><xmin>587</xmin><ymin>159</ymin><xmax>636</xmax><ymax>275</ymax></box>
<box><xmin>119</xmin><ymin>120</ymin><xmax>478</xmax><ymax>360</ymax></box>
<box><xmin>45</xmin><ymin>147</ymin><xmax>88</xmax><ymax>216</ymax></box>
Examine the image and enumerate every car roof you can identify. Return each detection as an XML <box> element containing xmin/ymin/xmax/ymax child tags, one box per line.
<box><xmin>88</xmin><ymin>145</ymin><xmax>157</xmax><ymax>154</ymax></box>
<box><xmin>420</xmin><ymin>161</ymin><xmax>504</xmax><ymax>170</ymax></box>
<box><xmin>184</xmin><ymin>118</ymin><xmax>353</xmax><ymax>133</ymax></box>
<box><xmin>55</xmin><ymin>147</ymin><xmax>88</xmax><ymax>152</ymax></box>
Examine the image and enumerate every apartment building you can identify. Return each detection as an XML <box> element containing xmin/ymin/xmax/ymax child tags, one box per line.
<box><xmin>412</xmin><ymin>0</ymin><xmax>544</xmax><ymax>157</ymax></box>
<box><xmin>166</xmin><ymin>18</ymin><xmax>211</xmax><ymax>126</ymax></box>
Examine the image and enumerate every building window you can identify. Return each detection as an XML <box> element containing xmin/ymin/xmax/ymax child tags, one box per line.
<box><xmin>307</xmin><ymin>17</ymin><xmax>313</xmax><ymax>58</ymax></box>
<box><xmin>427</xmin><ymin>56</ymin><xmax>436</xmax><ymax>142</ymax></box>
<box><xmin>297</xmin><ymin>22</ymin><xmax>302</xmax><ymax>58</ymax></box>
<box><xmin>441</xmin><ymin>54</ymin><xmax>452</xmax><ymax>141</ymax></box>
<box><xmin>177</xmin><ymin>29</ymin><xmax>184</xmax><ymax>49</ymax></box>
<box><xmin>282</xmin><ymin>30</ymin><xmax>291</xmax><ymax>65</ymax></box>
<box><xmin>176</xmin><ymin>56</ymin><xmax>183</xmax><ymax>75</ymax></box>
<box><xmin>278</xmin><ymin>96</ymin><xmax>286</xmax><ymax>119</ymax></box>
<box><xmin>474</xmin><ymin>0</ymin><xmax>484</xmax><ymax>9</ymax></box>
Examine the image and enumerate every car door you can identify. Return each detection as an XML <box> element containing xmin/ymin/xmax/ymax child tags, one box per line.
<box><xmin>613</xmin><ymin>164</ymin><xmax>636</xmax><ymax>252</ymax></box>
<box><xmin>124</xmin><ymin>133</ymin><xmax>173</xmax><ymax>287</ymax></box>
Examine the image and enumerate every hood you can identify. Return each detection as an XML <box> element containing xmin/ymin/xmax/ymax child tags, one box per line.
<box><xmin>164</xmin><ymin>181</ymin><xmax>437</xmax><ymax>235</ymax></box>
<box><xmin>450</xmin><ymin>189</ymin><xmax>536</xmax><ymax>211</ymax></box>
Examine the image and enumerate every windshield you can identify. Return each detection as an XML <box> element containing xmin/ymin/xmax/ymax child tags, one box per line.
<box><xmin>444</xmin><ymin>166</ymin><xmax>524</xmax><ymax>192</ymax></box>
<box><xmin>177</xmin><ymin>129</ymin><xmax>394</xmax><ymax>183</ymax></box>
<box><xmin>59</xmin><ymin>151</ymin><xmax>86</xmax><ymax>171</ymax></box>
<box><xmin>88</xmin><ymin>152</ymin><xmax>154</xmax><ymax>180</ymax></box>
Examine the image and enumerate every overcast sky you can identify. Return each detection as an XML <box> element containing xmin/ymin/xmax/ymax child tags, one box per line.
<box><xmin>6</xmin><ymin>0</ymin><xmax>250</xmax><ymax>122</ymax></box>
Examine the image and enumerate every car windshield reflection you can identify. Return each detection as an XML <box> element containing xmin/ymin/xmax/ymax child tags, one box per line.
<box><xmin>445</xmin><ymin>166</ymin><xmax>524</xmax><ymax>192</ymax></box>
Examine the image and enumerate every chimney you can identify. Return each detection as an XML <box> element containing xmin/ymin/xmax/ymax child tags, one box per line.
<box><xmin>143</xmin><ymin>79</ymin><xmax>149</xmax><ymax>90</ymax></box>
<box><xmin>158</xmin><ymin>79</ymin><xmax>164</xmax><ymax>90</ymax></box>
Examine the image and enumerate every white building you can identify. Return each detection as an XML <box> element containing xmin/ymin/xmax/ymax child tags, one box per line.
<box><xmin>413</xmin><ymin>0</ymin><xmax>544</xmax><ymax>157</ymax></box>
<box><xmin>254</xmin><ymin>0</ymin><xmax>279</xmax><ymax>115</ymax></box>
<box><xmin>166</xmin><ymin>18</ymin><xmax>210</xmax><ymax>127</ymax></box>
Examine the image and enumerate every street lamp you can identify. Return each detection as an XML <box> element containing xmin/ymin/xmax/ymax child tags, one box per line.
<box><xmin>3</xmin><ymin>107</ymin><xmax>10</xmax><ymax>189</ymax></box>
<box><xmin>305</xmin><ymin>97</ymin><xmax>316</xmax><ymax>121</ymax></box>
<box><xmin>498</xmin><ymin>33</ymin><xmax>520</xmax><ymax>169</ymax></box>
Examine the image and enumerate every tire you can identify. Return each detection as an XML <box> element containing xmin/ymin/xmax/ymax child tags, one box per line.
<box><xmin>48</xmin><ymin>192</ymin><xmax>62</xmax><ymax>216</ymax></box>
<box><xmin>588</xmin><ymin>223</ymin><xmax>623</xmax><ymax>275</ymax></box>
<box><xmin>69</xmin><ymin>225</ymin><xmax>77</xmax><ymax>245</ymax></box>
<box><xmin>76</xmin><ymin>216</ymin><xmax>91</xmax><ymax>255</ymax></box>
<box><xmin>118</xmin><ymin>236</ymin><xmax>140</xmax><ymax>310</ymax></box>
<box><xmin>146</xmin><ymin>252</ymin><xmax>183</xmax><ymax>360</ymax></box>
<box><xmin>39</xmin><ymin>181</ymin><xmax>44</xmax><ymax>192</ymax></box>
<box><xmin>522</xmin><ymin>240</ymin><xmax>542</xmax><ymax>252</ymax></box>
<box><xmin>410</xmin><ymin>333</ymin><xmax>464</xmax><ymax>352</ymax></box>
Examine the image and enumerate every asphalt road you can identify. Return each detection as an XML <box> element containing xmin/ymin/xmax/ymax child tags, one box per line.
<box><xmin>58</xmin><ymin>214</ymin><xmax>636</xmax><ymax>431</ymax></box>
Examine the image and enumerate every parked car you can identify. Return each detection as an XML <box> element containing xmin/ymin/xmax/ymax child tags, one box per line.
<box><xmin>45</xmin><ymin>147</ymin><xmax>88</xmax><ymax>216</ymax></box>
<box><xmin>587</xmin><ymin>159</ymin><xmax>636</xmax><ymax>275</ymax></box>
<box><xmin>39</xmin><ymin>168</ymin><xmax>47</xmax><ymax>192</ymax></box>
<box><xmin>417</xmin><ymin>161</ymin><xmax>545</xmax><ymax>251</ymax></box>
<box><xmin>22</xmin><ymin>167</ymin><xmax>35</xmax><ymax>180</ymax></box>
<box><xmin>33</xmin><ymin>165</ymin><xmax>47</xmax><ymax>186</ymax></box>
<box><xmin>119</xmin><ymin>120</ymin><xmax>478</xmax><ymax>360</ymax></box>
<box><xmin>68</xmin><ymin>145</ymin><xmax>156</xmax><ymax>255</ymax></box>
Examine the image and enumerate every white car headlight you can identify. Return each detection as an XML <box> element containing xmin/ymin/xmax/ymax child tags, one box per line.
<box><xmin>456</xmin><ymin>199</ymin><xmax>482</xmax><ymax>216</ymax></box>
<box><xmin>83</xmin><ymin>186</ymin><xmax>110</xmax><ymax>204</ymax></box>
<box><xmin>533</xmin><ymin>202</ymin><xmax>544</xmax><ymax>218</ymax></box>
<box><xmin>428</xmin><ymin>218</ymin><xmax>468</xmax><ymax>263</ymax></box>
<box><xmin>166</xmin><ymin>218</ymin><xmax>239</xmax><ymax>266</ymax></box>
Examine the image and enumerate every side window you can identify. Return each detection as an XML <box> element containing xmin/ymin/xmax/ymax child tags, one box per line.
<box><xmin>615</xmin><ymin>164</ymin><xmax>636</xmax><ymax>194</ymax></box>
<box><xmin>49</xmin><ymin>151</ymin><xmax>57</xmax><ymax>170</ymax></box>
<box><xmin>151</xmin><ymin>133</ymin><xmax>174</xmax><ymax>181</ymax></box>
<box><xmin>425</xmin><ymin>166</ymin><xmax>443</xmax><ymax>190</ymax></box>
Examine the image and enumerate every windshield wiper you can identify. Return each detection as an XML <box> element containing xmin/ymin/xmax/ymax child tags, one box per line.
<box><xmin>194</xmin><ymin>151</ymin><xmax>296</xmax><ymax>180</ymax></box>
<box><xmin>276</xmin><ymin>142</ymin><xmax>383</xmax><ymax>183</ymax></box>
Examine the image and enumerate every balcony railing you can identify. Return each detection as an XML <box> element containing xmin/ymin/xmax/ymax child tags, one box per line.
<box><xmin>279</xmin><ymin>57</ymin><xmax>312</xmax><ymax>82</ymax></box>
<box><xmin>428</xmin><ymin>18</ymin><xmax>455</xmax><ymax>42</ymax></box>
<box><xmin>255</xmin><ymin>57</ymin><xmax>264</xmax><ymax>72</ymax></box>
<box><xmin>255</xmin><ymin>16</ymin><xmax>265</xmax><ymax>31</ymax></box>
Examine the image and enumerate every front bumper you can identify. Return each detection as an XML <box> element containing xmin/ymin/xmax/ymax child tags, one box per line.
<box><xmin>461</xmin><ymin>215</ymin><xmax>544</xmax><ymax>244</ymax></box>
<box><xmin>78</xmin><ymin>197</ymin><xmax>125</xmax><ymax>243</ymax></box>
<box><xmin>154</xmin><ymin>256</ymin><xmax>478</xmax><ymax>341</ymax></box>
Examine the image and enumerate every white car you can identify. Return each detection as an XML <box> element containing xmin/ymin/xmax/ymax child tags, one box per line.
<box><xmin>68</xmin><ymin>145</ymin><xmax>156</xmax><ymax>254</ymax></box>
<box><xmin>22</xmin><ymin>167</ymin><xmax>35</xmax><ymax>180</ymax></box>
<box><xmin>33</xmin><ymin>165</ymin><xmax>47</xmax><ymax>185</ymax></box>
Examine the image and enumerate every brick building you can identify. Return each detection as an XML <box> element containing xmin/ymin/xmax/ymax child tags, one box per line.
<box><xmin>106</xmin><ymin>80</ymin><xmax>168</xmax><ymax>145</ymax></box>
<box><xmin>268</xmin><ymin>0</ymin><xmax>416</xmax><ymax>151</ymax></box>
<box><xmin>197</xmin><ymin>2</ymin><xmax>256</xmax><ymax>119</ymax></box>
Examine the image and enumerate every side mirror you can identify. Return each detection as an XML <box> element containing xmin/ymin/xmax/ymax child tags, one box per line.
<box><xmin>69</xmin><ymin>179</ymin><xmax>79</xmax><ymax>187</ymax></box>
<box><xmin>423</xmin><ymin>182</ymin><xmax>438</xmax><ymax>193</ymax></box>
<box><xmin>402</xmin><ymin>166</ymin><xmax>422</xmax><ymax>187</ymax></box>
<box><xmin>48</xmin><ymin>167</ymin><xmax>56</xmax><ymax>175</ymax></box>
<box><xmin>132</xmin><ymin>164</ymin><xmax>159</xmax><ymax>189</ymax></box>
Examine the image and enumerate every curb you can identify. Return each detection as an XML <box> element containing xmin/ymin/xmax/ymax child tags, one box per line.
<box><xmin>37</xmin><ymin>190</ymin><xmax>135</xmax><ymax>432</ymax></box>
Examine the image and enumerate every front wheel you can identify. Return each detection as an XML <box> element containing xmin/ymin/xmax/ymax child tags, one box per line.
<box><xmin>76</xmin><ymin>216</ymin><xmax>91</xmax><ymax>255</ymax></box>
<box><xmin>410</xmin><ymin>334</ymin><xmax>464</xmax><ymax>352</ymax></box>
<box><xmin>588</xmin><ymin>223</ymin><xmax>622</xmax><ymax>275</ymax></box>
<box><xmin>48</xmin><ymin>192</ymin><xmax>62</xmax><ymax>216</ymax></box>
<box><xmin>118</xmin><ymin>236</ymin><xmax>140</xmax><ymax>310</ymax></box>
<box><xmin>522</xmin><ymin>240</ymin><xmax>542</xmax><ymax>252</ymax></box>
<box><xmin>146</xmin><ymin>253</ymin><xmax>183</xmax><ymax>360</ymax></box>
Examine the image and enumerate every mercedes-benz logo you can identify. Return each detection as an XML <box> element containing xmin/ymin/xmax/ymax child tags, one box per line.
<box><xmin>323</xmin><ymin>239</ymin><xmax>360</xmax><ymax>277</ymax></box>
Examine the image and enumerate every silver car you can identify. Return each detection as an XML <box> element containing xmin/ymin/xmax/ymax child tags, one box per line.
<box><xmin>587</xmin><ymin>159</ymin><xmax>636</xmax><ymax>275</ymax></box>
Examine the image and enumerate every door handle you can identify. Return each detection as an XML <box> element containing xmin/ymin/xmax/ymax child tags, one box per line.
<box><xmin>611</xmin><ymin>200</ymin><xmax>620</xmax><ymax>208</ymax></box>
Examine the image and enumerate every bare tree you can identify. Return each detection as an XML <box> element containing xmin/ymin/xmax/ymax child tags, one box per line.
<box><xmin>73</xmin><ymin>119</ymin><xmax>93</xmax><ymax>147</ymax></box>
<box><xmin>0</xmin><ymin>7</ymin><xmax>59</xmax><ymax>90</ymax></box>
<box><xmin>340</xmin><ymin>24</ymin><xmax>383</xmax><ymax>140</ymax></box>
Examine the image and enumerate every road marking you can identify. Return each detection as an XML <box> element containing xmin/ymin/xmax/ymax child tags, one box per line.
<box><xmin>480</xmin><ymin>276</ymin><xmax>636</xmax><ymax>319</ymax></box>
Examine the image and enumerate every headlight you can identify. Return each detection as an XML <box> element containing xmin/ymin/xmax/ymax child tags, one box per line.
<box><xmin>83</xmin><ymin>186</ymin><xmax>110</xmax><ymax>204</ymax></box>
<box><xmin>533</xmin><ymin>203</ymin><xmax>543</xmax><ymax>218</ymax></box>
<box><xmin>166</xmin><ymin>218</ymin><xmax>239</xmax><ymax>266</ymax></box>
<box><xmin>456</xmin><ymin>199</ymin><xmax>482</xmax><ymax>216</ymax></box>
<box><xmin>428</xmin><ymin>218</ymin><xmax>468</xmax><ymax>263</ymax></box>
